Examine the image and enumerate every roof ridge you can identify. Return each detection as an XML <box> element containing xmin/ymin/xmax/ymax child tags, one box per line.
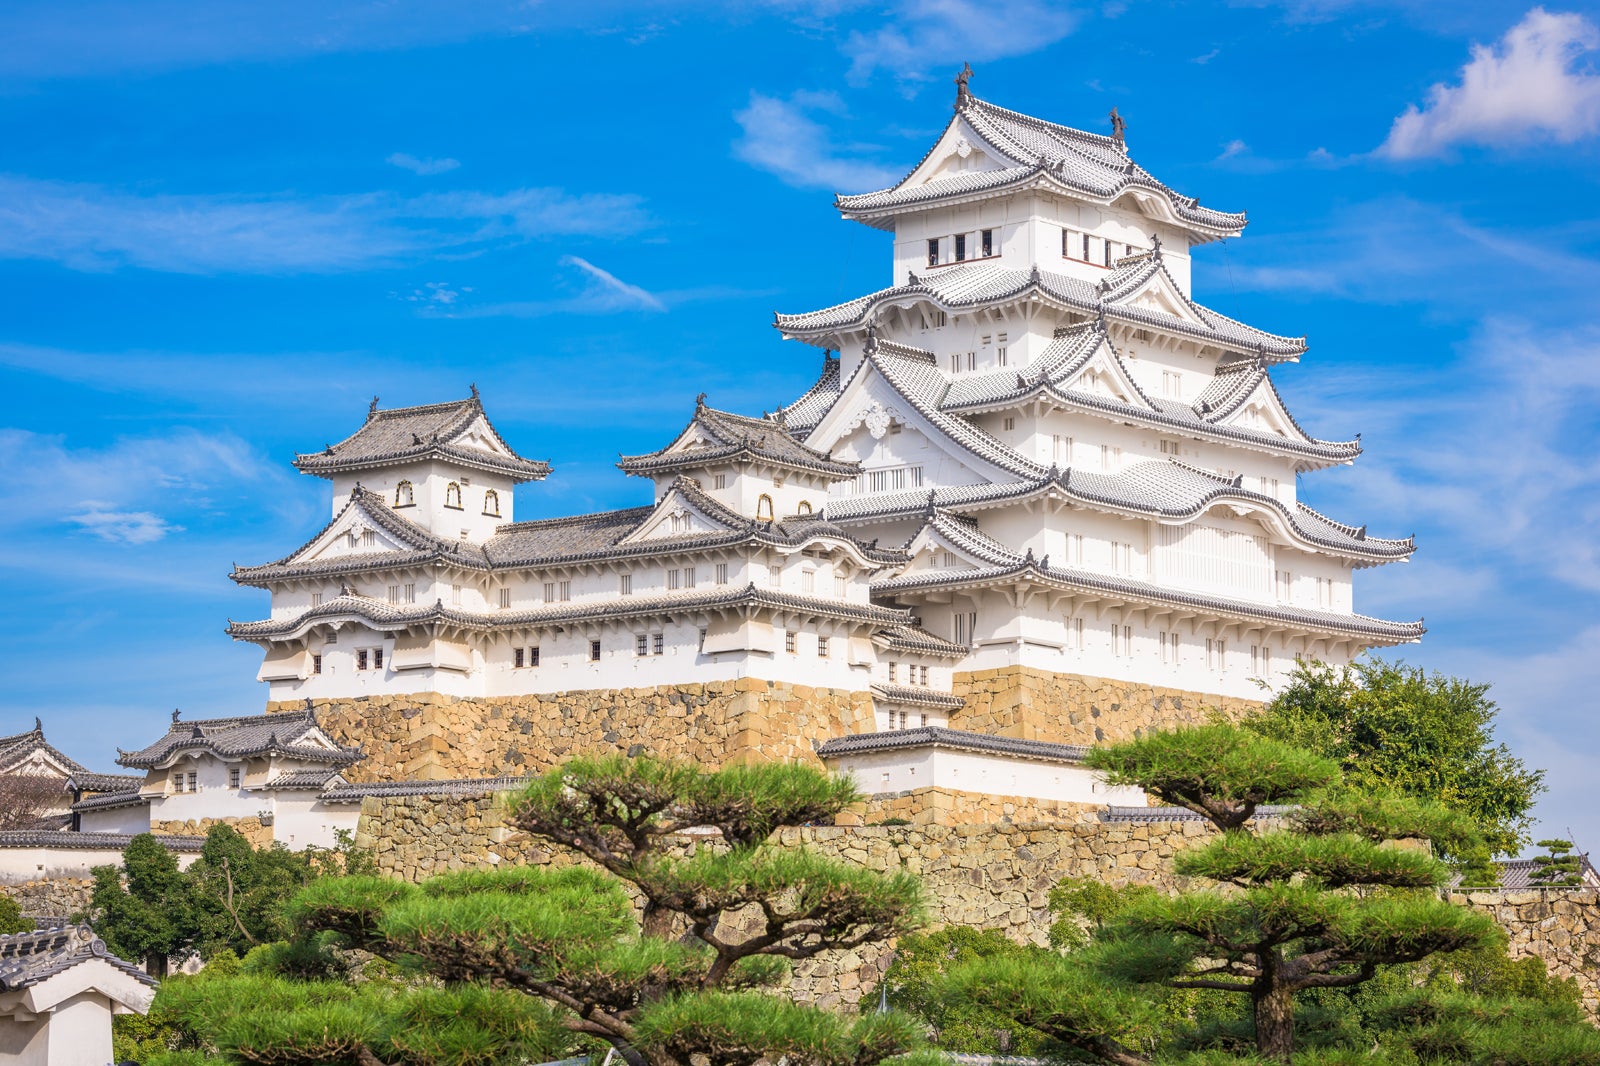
<box><xmin>493</xmin><ymin>505</ymin><xmax>656</xmax><ymax>533</ymax></box>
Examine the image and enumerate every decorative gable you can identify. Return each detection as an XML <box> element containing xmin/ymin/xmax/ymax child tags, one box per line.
<box><xmin>1114</xmin><ymin>267</ymin><xmax>1208</xmax><ymax>327</ymax></box>
<box><xmin>454</xmin><ymin>414</ymin><xmax>518</xmax><ymax>460</ymax></box>
<box><xmin>1056</xmin><ymin>338</ymin><xmax>1153</xmax><ymax>409</ymax></box>
<box><xmin>618</xmin><ymin>484</ymin><xmax>742</xmax><ymax>545</ymax></box>
<box><xmin>1215</xmin><ymin>378</ymin><xmax>1304</xmax><ymax>440</ymax></box>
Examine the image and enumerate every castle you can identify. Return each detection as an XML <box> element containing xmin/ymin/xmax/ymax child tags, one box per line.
<box><xmin>80</xmin><ymin>79</ymin><xmax>1417</xmax><ymax>831</ymax></box>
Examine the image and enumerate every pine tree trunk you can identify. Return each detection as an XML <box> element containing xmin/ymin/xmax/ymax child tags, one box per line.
<box><xmin>1253</xmin><ymin>982</ymin><xmax>1295</xmax><ymax>1063</ymax></box>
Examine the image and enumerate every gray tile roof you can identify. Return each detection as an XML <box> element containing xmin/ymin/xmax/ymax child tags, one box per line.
<box><xmin>872</xmin><ymin>624</ymin><xmax>970</xmax><ymax>659</ymax></box>
<box><xmin>261</xmin><ymin>768</ymin><xmax>348</xmax><ymax>791</ymax></box>
<box><xmin>69</xmin><ymin>772</ymin><xmax>145</xmax><ymax>794</ymax></box>
<box><xmin>1102</xmin><ymin>805</ymin><xmax>1294</xmax><ymax>823</ymax></box>
<box><xmin>817</xmin><ymin>726</ymin><xmax>1090</xmax><ymax>764</ymax></box>
<box><xmin>117</xmin><ymin>708</ymin><xmax>362</xmax><ymax>770</ymax></box>
<box><xmin>836</xmin><ymin>95</ymin><xmax>1246</xmax><ymax>237</ymax></box>
<box><xmin>293</xmin><ymin>392</ymin><xmax>550</xmax><ymax>482</ymax></box>
<box><xmin>229</xmin><ymin>584</ymin><xmax>917</xmax><ymax>642</ymax></box>
<box><xmin>69</xmin><ymin>790</ymin><xmax>148</xmax><ymax>814</ymax></box>
<box><xmin>0</xmin><ymin>830</ymin><xmax>206</xmax><ymax>851</ymax></box>
<box><xmin>619</xmin><ymin>399</ymin><xmax>860</xmax><ymax>478</ymax></box>
<box><xmin>1452</xmin><ymin>855</ymin><xmax>1600</xmax><ymax>891</ymax></box>
<box><xmin>320</xmin><ymin>776</ymin><xmax>531</xmax><ymax>804</ymax></box>
<box><xmin>870</xmin><ymin>684</ymin><xmax>966</xmax><ymax>711</ymax></box>
<box><xmin>777</xmin><ymin>352</ymin><xmax>843</xmax><ymax>433</ymax></box>
<box><xmin>1</xmin><ymin>720</ymin><xmax>135</xmax><ymax>794</ymax></box>
<box><xmin>873</xmin><ymin>536</ymin><xmax>1423</xmax><ymax>642</ymax></box>
<box><xmin>775</xmin><ymin>259</ymin><xmax>1305</xmax><ymax>360</ymax></box>
<box><xmin>0</xmin><ymin>924</ymin><xmax>155</xmax><ymax>992</ymax></box>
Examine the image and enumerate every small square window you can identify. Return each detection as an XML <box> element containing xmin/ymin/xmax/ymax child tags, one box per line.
<box><xmin>589</xmin><ymin>639</ymin><xmax>602</xmax><ymax>662</ymax></box>
<box><xmin>357</xmin><ymin>648</ymin><xmax>369</xmax><ymax>670</ymax></box>
<box><xmin>653</xmin><ymin>633</ymin><xmax>664</xmax><ymax>656</ymax></box>
<box><xmin>715</xmin><ymin>563</ymin><xmax>728</xmax><ymax>585</ymax></box>
<box><xmin>620</xmin><ymin>573</ymin><xmax>633</xmax><ymax>596</ymax></box>
<box><xmin>312</xmin><ymin>654</ymin><xmax>322</xmax><ymax>675</ymax></box>
<box><xmin>311</xmin><ymin>592</ymin><xmax>322</xmax><ymax>607</ymax></box>
<box><xmin>374</xmin><ymin>648</ymin><xmax>383</xmax><ymax>670</ymax></box>
<box><xmin>229</xmin><ymin>768</ymin><xmax>241</xmax><ymax>789</ymax></box>
<box><xmin>637</xmin><ymin>634</ymin><xmax>649</xmax><ymax>656</ymax></box>
<box><xmin>817</xmin><ymin>636</ymin><xmax>830</xmax><ymax>658</ymax></box>
<box><xmin>499</xmin><ymin>587</ymin><xmax>511</xmax><ymax>609</ymax></box>
<box><xmin>514</xmin><ymin>647</ymin><xmax>526</xmax><ymax>668</ymax></box>
<box><xmin>785</xmin><ymin>631</ymin><xmax>797</xmax><ymax>654</ymax></box>
<box><xmin>714</xmin><ymin>474</ymin><xmax>727</xmax><ymax>490</ymax></box>
<box><xmin>530</xmin><ymin>646</ymin><xmax>541</xmax><ymax>667</ymax></box>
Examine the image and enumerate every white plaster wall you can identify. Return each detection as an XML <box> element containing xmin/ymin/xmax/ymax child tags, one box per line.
<box><xmin>0</xmin><ymin>847</ymin><xmax>199</xmax><ymax>884</ymax></box>
<box><xmin>333</xmin><ymin>460</ymin><xmax>516</xmax><ymax>542</ymax></box>
<box><xmin>272</xmin><ymin>797</ymin><xmax>360</xmax><ymax>851</ymax></box>
<box><xmin>830</xmin><ymin>747</ymin><xmax>1146</xmax><ymax>806</ymax></box>
<box><xmin>40</xmin><ymin>990</ymin><xmax>114</xmax><ymax>1066</ymax></box>
<box><xmin>76</xmin><ymin>804</ymin><xmax>151</xmax><ymax>836</ymax></box>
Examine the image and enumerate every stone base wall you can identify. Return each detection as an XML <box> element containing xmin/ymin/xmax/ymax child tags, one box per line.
<box><xmin>1453</xmin><ymin>889</ymin><xmax>1600</xmax><ymax>1018</ymax></box>
<box><xmin>150</xmin><ymin>817</ymin><xmax>272</xmax><ymax>849</ymax></box>
<box><xmin>844</xmin><ymin>787</ymin><xmax>1103</xmax><ymax>827</ymax></box>
<box><xmin>269</xmin><ymin>681</ymin><xmax>875</xmax><ymax>782</ymax></box>
<box><xmin>952</xmin><ymin>667</ymin><xmax>1262</xmax><ymax>744</ymax></box>
<box><xmin>0</xmin><ymin>877</ymin><xmax>94</xmax><ymax>923</ymax></box>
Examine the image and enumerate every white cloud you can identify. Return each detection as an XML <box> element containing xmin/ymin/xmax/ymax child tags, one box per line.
<box><xmin>733</xmin><ymin>91</ymin><xmax>902</xmax><ymax>191</ymax></box>
<box><xmin>1381</xmin><ymin>7</ymin><xmax>1600</xmax><ymax>158</ymax></box>
<box><xmin>386</xmin><ymin>152</ymin><xmax>461</xmax><ymax>176</ymax></box>
<box><xmin>0</xmin><ymin>175</ymin><xmax>650</xmax><ymax>274</ymax></box>
<box><xmin>560</xmin><ymin>255</ymin><xmax>666</xmax><ymax>312</ymax></box>
<box><xmin>838</xmin><ymin>0</ymin><xmax>1079</xmax><ymax>84</ymax></box>
<box><xmin>66</xmin><ymin>505</ymin><xmax>180</xmax><ymax>544</ymax></box>
<box><xmin>0</xmin><ymin>428</ymin><xmax>280</xmax><ymax>547</ymax></box>
<box><xmin>440</xmin><ymin>255</ymin><xmax>669</xmax><ymax>318</ymax></box>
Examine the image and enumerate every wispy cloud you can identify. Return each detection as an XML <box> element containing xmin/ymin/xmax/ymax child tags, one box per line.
<box><xmin>0</xmin><ymin>427</ymin><xmax>281</xmax><ymax>547</ymax></box>
<box><xmin>561</xmin><ymin>255</ymin><xmax>666</xmax><ymax>312</ymax></box>
<box><xmin>435</xmin><ymin>255</ymin><xmax>667</xmax><ymax>318</ymax></box>
<box><xmin>1381</xmin><ymin>7</ymin><xmax>1600</xmax><ymax>158</ymax></box>
<box><xmin>733</xmin><ymin>91</ymin><xmax>902</xmax><ymax>191</ymax></box>
<box><xmin>0</xmin><ymin>175</ymin><xmax>650</xmax><ymax>274</ymax></box>
<box><xmin>838</xmin><ymin>0</ymin><xmax>1080</xmax><ymax>85</ymax></box>
<box><xmin>386</xmin><ymin>152</ymin><xmax>461</xmax><ymax>176</ymax></box>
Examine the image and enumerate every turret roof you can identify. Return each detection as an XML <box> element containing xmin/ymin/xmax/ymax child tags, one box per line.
<box><xmin>775</xmin><ymin>259</ymin><xmax>1306</xmax><ymax>359</ymax></box>
<box><xmin>293</xmin><ymin>392</ymin><xmax>550</xmax><ymax>482</ymax></box>
<box><xmin>836</xmin><ymin>94</ymin><xmax>1246</xmax><ymax>238</ymax></box>
<box><xmin>618</xmin><ymin>398</ymin><xmax>860</xmax><ymax>478</ymax></box>
<box><xmin>776</xmin><ymin>351</ymin><xmax>843</xmax><ymax>433</ymax></box>
<box><xmin>117</xmin><ymin>707</ymin><xmax>362</xmax><ymax>770</ymax></box>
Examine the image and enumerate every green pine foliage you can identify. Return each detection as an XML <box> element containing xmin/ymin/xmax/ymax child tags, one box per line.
<box><xmin>0</xmin><ymin>893</ymin><xmax>30</xmax><ymax>934</ymax></box>
<box><xmin>1246</xmin><ymin>660</ymin><xmax>1545</xmax><ymax>857</ymax></box>
<box><xmin>1529</xmin><ymin>838</ymin><xmax>1585</xmax><ymax>886</ymax></box>
<box><xmin>169</xmin><ymin>755</ymin><xmax>927</xmax><ymax>1066</ymax></box>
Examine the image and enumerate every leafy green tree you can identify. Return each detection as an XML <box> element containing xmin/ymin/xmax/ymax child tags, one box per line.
<box><xmin>187</xmin><ymin>825</ymin><xmax>322</xmax><ymax>956</ymax></box>
<box><xmin>90</xmin><ymin>832</ymin><xmax>197</xmax><ymax>975</ymax></box>
<box><xmin>1248</xmin><ymin>660</ymin><xmax>1544</xmax><ymax>857</ymax></box>
<box><xmin>0</xmin><ymin>893</ymin><xmax>30</xmax><ymax>934</ymax></box>
<box><xmin>164</xmin><ymin>756</ymin><xmax>928</xmax><ymax>1066</ymax></box>
<box><xmin>1529</xmin><ymin>838</ymin><xmax>1585</xmax><ymax>887</ymax></box>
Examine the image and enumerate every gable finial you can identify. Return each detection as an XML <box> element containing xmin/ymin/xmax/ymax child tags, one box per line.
<box><xmin>1149</xmin><ymin>232</ymin><xmax>1162</xmax><ymax>255</ymax></box>
<box><xmin>925</xmin><ymin>488</ymin><xmax>938</xmax><ymax>517</ymax></box>
<box><xmin>696</xmin><ymin>392</ymin><xmax>708</xmax><ymax>409</ymax></box>
<box><xmin>469</xmin><ymin>383</ymin><xmax>480</xmax><ymax>400</ymax></box>
<box><xmin>34</xmin><ymin>716</ymin><xmax>41</xmax><ymax>732</ymax></box>
<box><xmin>1109</xmin><ymin>106</ymin><xmax>1127</xmax><ymax>149</ymax></box>
<box><xmin>954</xmin><ymin>62</ymin><xmax>974</xmax><ymax>108</ymax></box>
<box><xmin>172</xmin><ymin>708</ymin><xmax>181</xmax><ymax>723</ymax></box>
<box><xmin>368</xmin><ymin>395</ymin><xmax>380</xmax><ymax>419</ymax></box>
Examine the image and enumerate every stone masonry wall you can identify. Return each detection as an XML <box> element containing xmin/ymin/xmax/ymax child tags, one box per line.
<box><xmin>269</xmin><ymin>682</ymin><xmax>874</xmax><ymax>782</ymax></box>
<box><xmin>150</xmin><ymin>816</ymin><xmax>273</xmax><ymax>849</ymax></box>
<box><xmin>0</xmin><ymin>877</ymin><xmax>95</xmax><ymax>923</ymax></box>
<box><xmin>846</xmin><ymin>787</ymin><xmax>1104</xmax><ymax>828</ymax></box>
<box><xmin>952</xmin><ymin>666</ymin><xmax>1263</xmax><ymax>745</ymax></box>
<box><xmin>356</xmin><ymin>793</ymin><xmax>1600</xmax><ymax>1016</ymax></box>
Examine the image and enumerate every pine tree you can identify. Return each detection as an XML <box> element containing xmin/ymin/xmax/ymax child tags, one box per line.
<box><xmin>1529</xmin><ymin>839</ymin><xmax>1584</xmax><ymax>887</ymax></box>
<box><xmin>161</xmin><ymin>756</ymin><xmax>928</xmax><ymax>1066</ymax></box>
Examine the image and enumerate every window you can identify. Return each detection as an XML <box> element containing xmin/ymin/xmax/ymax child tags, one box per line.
<box><xmin>953</xmin><ymin>611</ymin><xmax>977</xmax><ymax>646</ymax></box>
<box><xmin>187</xmin><ymin>771</ymin><xmax>197</xmax><ymax>793</ymax></box>
<box><xmin>997</xmin><ymin>331</ymin><xmax>1008</xmax><ymax>366</ymax></box>
<box><xmin>1068</xmin><ymin>615</ymin><xmax>1084</xmax><ymax>651</ymax></box>
<box><xmin>589</xmin><ymin>639</ymin><xmax>602</xmax><ymax>662</ymax></box>
<box><xmin>404</xmin><ymin>583</ymin><xmax>415</xmax><ymax>604</ymax></box>
<box><xmin>559</xmin><ymin>580</ymin><xmax>571</xmax><ymax>602</ymax></box>
<box><xmin>311</xmin><ymin>592</ymin><xmax>323</xmax><ymax>607</ymax></box>
<box><xmin>312</xmin><ymin>654</ymin><xmax>322</xmax><ymax>675</ymax></box>
<box><xmin>1275</xmin><ymin>570</ymin><xmax>1292</xmax><ymax>602</ymax></box>
<box><xmin>388</xmin><ymin>585</ymin><xmax>400</xmax><ymax>605</ymax></box>
<box><xmin>954</xmin><ymin>233</ymin><xmax>966</xmax><ymax>261</ymax></box>
<box><xmin>653</xmin><ymin>633</ymin><xmax>664</xmax><ymax>656</ymax></box>
<box><xmin>620</xmin><ymin>573</ymin><xmax>633</xmax><ymax>596</ymax></box>
<box><xmin>666</xmin><ymin>569</ymin><xmax>680</xmax><ymax>590</ymax></box>
<box><xmin>926</xmin><ymin>237</ymin><xmax>939</xmax><ymax>267</ymax></box>
<box><xmin>797</xmin><ymin>500</ymin><xmax>813</xmax><ymax>515</ymax></box>
<box><xmin>1003</xmin><ymin>417</ymin><xmax>1015</xmax><ymax>432</ymax></box>
<box><xmin>684</xmin><ymin>566</ymin><xmax>697</xmax><ymax>588</ymax></box>
<box><xmin>1162</xmin><ymin>371</ymin><xmax>1182</xmax><ymax>400</ymax></box>
<box><xmin>1052</xmin><ymin>434</ymin><xmax>1071</xmax><ymax>465</ymax></box>
<box><xmin>361</xmin><ymin>529</ymin><xmax>375</xmax><ymax>549</ymax></box>
<box><xmin>483</xmin><ymin>489</ymin><xmax>500</xmax><ymax>517</ymax></box>
<box><xmin>919</xmin><ymin>665</ymin><xmax>930</xmax><ymax>685</ymax></box>
<box><xmin>460</xmin><ymin>529</ymin><xmax>470</xmax><ymax>541</ymax></box>
<box><xmin>529</xmin><ymin>646</ymin><xmax>541</xmax><ymax>667</ymax></box>
<box><xmin>1113</xmin><ymin>624</ymin><xmax>1132</xmax><ymax>657</ymax></box>
<box><xmin>1251</xmin><ymin>644</ymin><xmax>1271</xmax><ymax>677</ymax></box>
<box><xmin>834</xmin><ymin>574</ymin><xmax>847</xmax><ymax>597</ymax></box>
<box><xmin>514</xmin><ymin>647</ymin><xmax>526</xmax><ymax>668</ymax></box>
<box><xmin>1112</xmin><ymin>541</ymin><xmax>1134</xmax><ymax>574</ymax></box>
<box><xmin>856</xmin><ymin>465</ymin><xmax>924</xmax><ymax>494</ymax></box>
<box><xmin>172</xmin><ymin>771</ymin><xmax>183</xmax><ymax>793</ymax></box>
<box><xmin>325</xmin><ymin>630</ymin><xmax>337</xmax><ymax>644</ymax></box>
<box><xmin>1100</xmin><ymin>444</ymin><xmax>1122</xmax><ymax>472</ymax></box>
<box><xmin>1160</xmin><ymin>631</ymin><xmax>1179</xmax><ymax>664</ymax></box>
<box><xmin>394</xmin><ymin>480</ymin><xmax>415</xmax><ymax>507</ymax></box>
<box><xmin>374</xmin><ymin>648</ymin><xmax>384</xmax><ymax>670</ymax></box>
<box><xmin>637</xmin><ymin>633</ymin><xmax>650</xmax><ymax>657</ymax></box>
<box><xmin>931</xmin><ymin>310</ymin><xmax>947</xmax><ymax>328</ymax></box>
<box><xmin>785</xmin><ymin>631</ymin><xmax>797</xmax><ymax>654</ymax></box>
<box><xmin>1082</xmin><ymin>232</ymin><xmax>1091</xmax><ymax>261</ymax></box>
<box><xmin>715</xmin><ymin>563</ymin><xmax>728</xmax><ymax>585</ymax></box>
<box><xmin>1207</xmin><ymin>637</ymin><xmax>1227</xmax><ymax>670</ymax></box>
<box><xmin>498</xmin><ymin>587</ymin><xmax>511</xmax><ymax>609</ymax></box>
<box><xmin>981</xmin><ymin>228</ymin><xmax>993</xmax><ymax>257</ymax></box>
<box><xmin>817</xmin><ymin>636</ymin><xmax>830</xmax><ymax>658</ymax></box>
<box><xmin>1065</xmin><ymin>532</ymin><xmax>1084</xmax><ymax>566</ymax></box>
<box><xmin>756</xmin><ymin>494</ymin><xmax>774</xmax><ymax>522</ymax></box>
<box><xmin>445</xmin><ymin>482</ymin><xmax>463</xmax><ymax>509</ymax></box>
<box><xmin>1316</xmin><ymin>576</ymin><xmax>1335</xmax><ymax>609</ymax></box>
<box><xmin>713</xmin><ymin>474</ymin><xmax>727</xmax><ymax>490</ymax></box>
<box><xmin>801</xmin><ymin>569</ymin><xmax>816</xmax><ymax>594</ymax></box>
<box><xmin>1160</xmin><ymin>439</ymin><xmax>1181</xmax><ymax>456</ymax></box>
<box><xmin>451</xmin><ymin>583</ymin><xmax>462</xmax><ymax>606</ymax></box>
<box><xmin>357</xmin><ymin>648</ymin><xmax>369</xmax><ymax>670</ymax></box>
<box><xmin>888</xmin><ymin>662</ymin><xmax>897</xmax><ymax>682</ymax></box>
<box><xmin>229</xmin><ymin>768</ymin><xmax>241</xmax><ymax>789</ymax></box>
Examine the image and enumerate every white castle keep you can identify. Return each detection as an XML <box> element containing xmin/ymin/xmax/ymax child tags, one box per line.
<box><xmin>214</xmin><ymin>79</ymin><xmax>1417</xmax><ymax>812</ymax></box>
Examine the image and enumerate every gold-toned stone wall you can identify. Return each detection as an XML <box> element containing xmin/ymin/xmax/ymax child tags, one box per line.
<box><xmin>844</xmin><ymin>787</ymin><xmax>1104</xmax><ymax>827</ymax></box>
<box><xmin>1453</xmin><ymin>889</ymin><xmax>1600</xmax><ymax>1018</ymax></box>
<box><xmin>150</xmin><ymin>816</ymin><xmax>273</xmax><ymax>849</ymax></box>
<box><xmin>269</xmin><ymin>682</ymin><xmax>876</xmax><ymax>783</ymax></box>
<box><xmin>951</xmin><ymin>666</ymin><xmax>1263</xmax><ymax>744</ymax></box>
<box><xmin>0</xmin><ymin>877</ymin><xmax>95</xmax><ymax>923</ymax></box>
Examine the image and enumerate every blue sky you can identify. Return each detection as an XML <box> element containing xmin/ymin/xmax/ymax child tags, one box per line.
<box><xmin>2</xmin><ymin>0</ymin><xmax>1597</xmax><ymax>853</ymax></box>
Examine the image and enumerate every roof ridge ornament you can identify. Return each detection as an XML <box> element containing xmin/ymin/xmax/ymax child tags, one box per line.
<box><xmin>172</xmin><ymin>708</ymin><xmax>181</xmax><ymax>723</ymax></box>
<box><xmin>954</xmin><ymin>62</ymin><xmax>973</xmax><ymax>109</ymax></box>
<box><xmin>367</xmin><ymin>396</ymin><xmax>380</xmax><ymax>419</ymax></box>
<box><xmin>695</xmin><ymin>392</ymin><xmax>708</xmax><ymax>409</ymax></box>
<box><xmin>469</xmin><ymin>383</ymin><xmax>479</xmax><ymax>400</ymax></box>
<box><xmin>1109</xmin><ymin>106</ymin><xmax>1127</xmax><ymax>150</ymax></box>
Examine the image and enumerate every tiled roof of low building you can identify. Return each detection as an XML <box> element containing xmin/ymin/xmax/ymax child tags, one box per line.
<box><xmin>1452</xmin><ymin>855</ymin><xmax>1600</xmax><ymax>891</ymax></box>
<box><xmin>117</xmin><ymin>707</ymin><xmax>362</xmax><ymax>770</ymax></box>
<box><xmin>1102</xmin><ymin>805</ymin><xmax>1294</xmax><ymax>823</ymax></box>
<box><xmin>293</xmin><ymin>392</ymin><xmax>550</xmax><ymax>482</ymax></box>
<box><xmin>320</xmin><ymin>776</ymin><xmax>531</xmax><ymax>804</ymax></box>
<box><xmin>619</xmin><ymin>398</ymin><xmax>860</xmax><ymax>478</ymax></box>
<box><xmin>0</xmin><ymin>830</ymin><xmax>206</xmax><ymax>851</ymax></box>
<box><xmin>0</xmin><ymin>924</ymin><xmax>155</xmax><ymax>992</ymax></box>
<box><xmin>69</xmin><ymin>772</ymin><xmax>146</xmax><ymax>794</ymax></box>
<box><xmin>872</xmin><ymin>624</ymin><xmax>970</xmax><ymax>659</ymax></box>
<box><xmin>776</xmin><ymin>352</ymin><xmax>843</xmax><ymax>433</ymax></box>
<box><xmin>69</xmin><ymin>790</ymin><xmax>148</xmax><ymax>814</ymax></box>
<box><xmin>817</xmin><ymin>726</ymin><xmax>1090</xmax><ymax>763</ymax></box>
<box><xmin>261</xmin><ymin>768</ymin><xmax>349</xmax><ymax>791</ymax></box>
<box><xmin>870</xmin><ymin>685</ymin><xmax>966</xmax><ymax>711</ymax></box>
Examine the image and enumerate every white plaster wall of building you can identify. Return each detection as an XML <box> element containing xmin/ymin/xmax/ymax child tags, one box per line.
<box><xmin>831</xmin><ymin>747</ymin><xmax>1146</xmax><ymax>807</ymax></box>
<box><xmin>75</xmin><ymin>803</ymin><xmax>151</xmax><ymax>836</ymax></box>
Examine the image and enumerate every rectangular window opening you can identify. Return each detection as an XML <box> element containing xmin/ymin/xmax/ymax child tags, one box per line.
<box><xmin>589</xmin><ymin>639</ymin><xmax>602</xmax><ymax>662</ymax></box>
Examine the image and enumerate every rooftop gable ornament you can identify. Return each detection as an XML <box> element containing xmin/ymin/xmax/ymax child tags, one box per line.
<box><xmin>1109</xmin><ymin>106</ymin><xmax>1127</xmax><ymax>149</ymax></box>
<box><xmin>954</xmin><ymin>62</ymin><xmax>973</xmax><ymax>108</ymax></box>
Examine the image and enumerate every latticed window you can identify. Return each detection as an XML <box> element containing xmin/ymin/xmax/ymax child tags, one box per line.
<box><xmin>653</xmin><ymin>634</ymin><xmax>664</xmax><ymax>656</ymax></box>
<box><xmin>637</xmin><ymin>634</ymin><xmax>649</xmax><ymax>656</ymax></box>
<box><xmin>589</xmin><ymin>639</ymin><xmax>602</xmax><ymax>662</ymax></box>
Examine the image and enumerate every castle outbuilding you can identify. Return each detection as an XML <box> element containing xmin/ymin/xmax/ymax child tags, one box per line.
<box><xmin>223</xmin><ymin>78</ymin><xmax>1417</xmax><ymax>819</ymax></box>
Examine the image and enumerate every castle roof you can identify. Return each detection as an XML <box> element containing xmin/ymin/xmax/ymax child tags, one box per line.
<box><xmin>618</xmin><ymin>398</ymin><xmax>860</xmax><ymax>479</ymax></box>
<box><xmin>817</xmin><ymin>726</ymin><xmax>1090</xmax><ymax>764</ymax></box>
<box><xmin>293</xmin><ymin>392</ymin><xmax>550</xmax><ymax>482</ymax></box>
<box><xmin>775</xmin><ymin>258</ymin><xmax>1305</xmax><ymax>359</ymax></box>
<box><xmin>836</xmin><ymin>94</ymin><xmax>1246</xmax><ymax>239</ymax></box>
<box><xmin>0</xmin><ymin>924</ymin><xmax>156</xmax><ymax>994</ymax></box>
<box><xmin>117</xmin><ymin>708</ymin><xmax>362</xmax><ymax>770</ymax></box>
<box><xmin>0</xmin><ymin>720</ymin><xmax>137</xmax><ymax>794</ymax></box>
<box><xmin>776</xmin><ymin>352</ymin><xmax>843</xmax><ymax>434</ymax></box>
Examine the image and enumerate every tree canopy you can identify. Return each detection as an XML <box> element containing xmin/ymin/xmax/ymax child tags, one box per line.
<box><xmin>1247</xmin><ymin>659</ymin><xmax>1544</xmax><ymax>857</ymax></box>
